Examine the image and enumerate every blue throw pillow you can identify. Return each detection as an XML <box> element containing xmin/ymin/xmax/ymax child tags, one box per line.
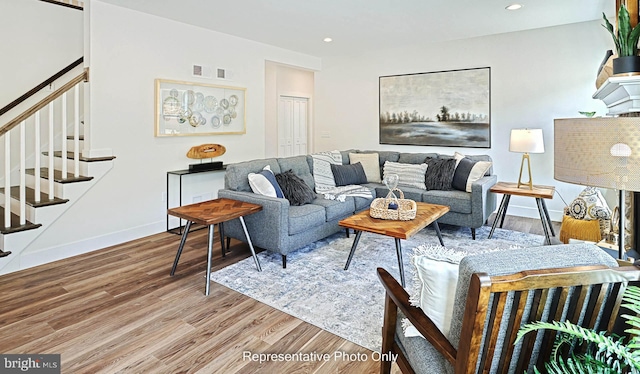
<box><xmin>330</xmin><ymin>162</ymin><xmax>368</xmax><ymax>186</ymax></box>
<box><xmin>248</xmin><ymin>165</ymin><xmax>284</xmax><ymax>198</ymax></box>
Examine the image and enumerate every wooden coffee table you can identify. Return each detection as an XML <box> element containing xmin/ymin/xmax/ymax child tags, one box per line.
<box><xmin>339</xmin><ymin>202</ymin><xmax>450</xmax><ymax>287</ymax></box>
<box><xmin>167</xmin><ymin>198</ymin><xmax>262</xmax><ymax>295</ymax></box>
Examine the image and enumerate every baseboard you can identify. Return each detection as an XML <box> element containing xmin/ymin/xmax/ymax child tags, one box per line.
<box><xmin>19</xmin><ymin>220</ymin><xmax>165</xmax><ymax>271</ymax></box>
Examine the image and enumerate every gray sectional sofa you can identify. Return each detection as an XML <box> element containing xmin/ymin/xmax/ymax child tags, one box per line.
<box><xmin>218</xmin><ymin>150</ymin><xmax>497</xmax><ymax>268</ymax></box>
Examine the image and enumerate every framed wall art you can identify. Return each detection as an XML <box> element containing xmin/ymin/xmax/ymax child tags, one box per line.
<box><xmin>379</xmin><ymin>67</ymin><xmax>491</xmax><ymax>148</ymax></box>
<box><xmin>155</xmin><ymin>79</ymin><xmax>246</xmax><ymax>136</ymax></box>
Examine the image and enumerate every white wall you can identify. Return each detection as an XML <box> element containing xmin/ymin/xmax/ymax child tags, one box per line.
<box><xmin>314</xmin><ymin>20</ymin><xmax>611</xmax><ymax>221</ymax></box>
<box><xmin>0</xmin><ymin>0</ymin><xmax>83</xmax><ymax>109</ymax></box>
<box><xmin>22</xmin><ymin>1</ymin><xmax>321</xmax><ymax>260</ymax></box>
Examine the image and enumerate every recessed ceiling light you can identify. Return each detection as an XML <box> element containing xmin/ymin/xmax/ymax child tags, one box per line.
<box><xmin>323</xmin><ymin>37</ymin><xmax>333</xmax><ymax>43</ymax></box>
<box><xmin>505</xmin><ymin>3</ymin><xmax>523</xmax><ymax>10</ymax></box>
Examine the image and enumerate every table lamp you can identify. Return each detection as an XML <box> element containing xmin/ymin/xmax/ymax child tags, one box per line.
<box><xmin>509</xmin><ymin>128</ymin><xmax>545</xmax><ymax>189</ymax></box>
<box><xmin>554</xmin><ymin>117</ymin><xmax>640</xmax><ymax>259</ymax></box>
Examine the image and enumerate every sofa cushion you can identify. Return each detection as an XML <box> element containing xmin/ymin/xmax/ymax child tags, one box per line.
<box><xmin>442</xmin><ymin>152</ymin><xmax>493</xmax><ymax>176</ymax></box>
<box><xmin>349</xmin><ymin>153</ymin><xmax>381</xmax><ymax>183</ymax></box>
<box><xmin>248</xmin><ymin>165</ymin><xmax>284</xmax><ymax>198</ymax></box>
<box><xmin>310</xmin><ymin>197</ymin><xmax>355</xmax><ymax>221</ymax></box>
<box><xmin>339</xmin><ymin>149</ymin><xmax>359</xmax><ymax>164</ymax></box>
<box><xmin>277</xmin><ymin>155</ymin><xmax>315</xmax><ymax>190</ymax></box>
<box><xmin>288</xmin><ymin>204</ymin><xmax>326</xmax><ymax>235</ymax></box>
<box><xmin>275</xmin><ymin>170</ymin><xmax>316</xmax><ymax>206</ymax></box>
<box><xmin>331</xmin><ymin>162</ymin><xmax>368</xmax><ymax>186</ymax></box>
<box><xmin>383</xmin><ymin>161</ymin><xmax>428</xmax><ymax>190</ymax></box>
<box><xmin>422</xmin><ymin>190</ymin><xmax>471</xmax><ymax>214</ymax></box>
<box><xmin>225</xmin><ymin>158</ymin><xmax>281</xmax><ymax>192</ymax></box>
<box><xmin>398</xmin><ymin>153</ymin><xmax>438</xmax><ymax>164</ymax></box>
<box><xmin>567</xmin><ymin>186</ymin><xmax>611</xmax><ymax>220</ymax></box>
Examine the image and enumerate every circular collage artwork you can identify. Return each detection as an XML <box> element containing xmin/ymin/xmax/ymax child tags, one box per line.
<box><xmin>162</xmin><ymin>89</ymin><xmax>240</xmax><ymax>130</ymax></box>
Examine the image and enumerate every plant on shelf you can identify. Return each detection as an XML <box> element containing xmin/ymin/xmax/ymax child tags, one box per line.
<box><xmin>516</xmin><ymin>285</ymin><xmax>640</xmax><ymax>373</ymax></box>
<box><xmin>603</xmin><ymin>4</ymin><xmax>640</xmax><ymax>74</ymax></box>
<box><xmin>603</xmin><ymin>5</ymin><xmax>640</xmax><ymax>57</ymax></box>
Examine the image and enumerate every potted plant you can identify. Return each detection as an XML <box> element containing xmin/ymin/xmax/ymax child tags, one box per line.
<box><xmin>603</xmin><ymin>4</ymin><xmax>640</xmax><ymax>74</ymax></box>
<box><xmin>516</xmin><ymin>285</ymin><xmax>640</xmax><ymax>373</ymax></box>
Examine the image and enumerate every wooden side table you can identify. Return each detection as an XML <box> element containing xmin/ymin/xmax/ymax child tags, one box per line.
<box><xmin>167</xmin><ymin>198</ymin><xmax>262</xmax><ymax>295</ymax></box>
<box><xmin>488</xmin><ymin>182</ymin><xmax>556</xmax><ymax>245</ymax></box>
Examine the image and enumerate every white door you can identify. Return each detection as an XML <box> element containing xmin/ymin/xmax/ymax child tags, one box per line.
<box><xmin>278</xmin><ymin>96</ymin><xmax>308</xmax><ymax>157</ymax></box>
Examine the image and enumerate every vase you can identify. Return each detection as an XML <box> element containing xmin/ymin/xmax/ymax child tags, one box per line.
<box><xmin>613</xmin><ymin>55</ymin><xmax>640</xmax><ymax>75</ymax></box>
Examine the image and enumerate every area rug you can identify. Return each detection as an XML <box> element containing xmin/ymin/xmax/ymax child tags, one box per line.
<box><xmin>210</xmin><ymin>225</ymin><xmax>545</xmax><ymax>352</ymax></box>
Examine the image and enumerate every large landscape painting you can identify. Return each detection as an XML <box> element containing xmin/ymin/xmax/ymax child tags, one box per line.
<box><xmin>379</xmin><ymin>67</ymin><xmax>491</xmax><ymax>148</ymax></box>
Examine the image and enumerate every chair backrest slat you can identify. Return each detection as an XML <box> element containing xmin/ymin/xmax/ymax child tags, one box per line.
<box><xmin>458</xmin><ymin>265</ymin><xmax>640</xmax><ymax>373</ymax></box>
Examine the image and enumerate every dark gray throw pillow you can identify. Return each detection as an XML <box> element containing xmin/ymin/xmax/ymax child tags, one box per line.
<box><xmin>425</xmin><ymin>158</ymin><xmax>456</xmax><ymax>190</ymax></box>
<box><xmin>330</xmin><ymin>162</ymin><xmax>368</xmax><ymax>186</ymax></box>
<box><xmin>275</xmin><ymin>169</ymin><xmax>316</xmax><ymax>206</ymax></box>
<box><xmin>452</xmin><ymin>157</ymin><xmax>476</xmax><ymax>191</ymax></box>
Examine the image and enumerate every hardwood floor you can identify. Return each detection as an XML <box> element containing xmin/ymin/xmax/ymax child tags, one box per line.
<box><xmin>0</xmin><ymin>216</ymin><xmax>557</xmax><ymax>373</ymax></box>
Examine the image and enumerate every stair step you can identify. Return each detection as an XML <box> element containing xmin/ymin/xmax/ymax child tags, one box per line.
<box><xmin>43</xmin><ymin>151</ymin><xmax>116</xmax><ymax>162</ymax></box>
<box><xmin>0</xmin><ymin>206</ymin><xmax>41</xmax><ymax>234</ymax></box>
<box><xmin>0</xmin><ymin>186</ymin><xmax>69</xmax><ymax>208</ymax></box>
<box><xmin>25</xmin><ymin>168</ymin><xmax>93</xmax><ymax>183</ymax></box>
<box><xmin>66</xmin><ymin>135</ymin><xmax>84</xmax><ymax>141</ymax></box>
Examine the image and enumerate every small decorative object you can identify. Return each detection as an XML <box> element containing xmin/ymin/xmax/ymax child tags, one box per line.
<box><xmin>187</xmin><ymin>143</ymin><xmax>226</xmax><ymax>171</ymax></box>
<box><xmin>509</xmin><ymin>128</ymin><xmax>545</xmax><ymax>190</ymax></box>
<box><xmin>370</xmin><ymin>188</ymin><xmax>417</xmax><ymax>221</ymax></box>
<box><xmin>602</xmin><ymin>5</ymin><xmax>640</xmax><ymax>75</ymax></box>
<box><xmin>578</xmin><ymin>111</ymin><xmax>596</xmax><ymax>117</ymax></box>
<box><xmin>388</xmin><ymin>201</ymin><xmax>398</xmax><ymax>210</ymax></box>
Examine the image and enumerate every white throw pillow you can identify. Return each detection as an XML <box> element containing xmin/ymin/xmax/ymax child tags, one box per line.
<box><xmin>567</xmin><ymin>186</ymin><xmax>611</xmax><ymax>221</ymax></box>
<box><xmin>311</xmin><ymin>150</ymin><xmax>342</xmax><ymax>192</ymax></box>
<box><xmin>382</xmin><ymin>161</ymin><xmax>428</xmax><ymax>190</ymax></box>
<box><xmin>248</xmin><ymin>165</ymin><xmax>284</xmax><ymax>198</ymax></box>
<box><xmin>349</xmin><ymin>153</ymin><xmax>381</xmax><ymax>183</ymax></box>
<box><xmin>406</xmin><ymin>245</ymin><xmax>466</xmax><ymax>338</ymax></box>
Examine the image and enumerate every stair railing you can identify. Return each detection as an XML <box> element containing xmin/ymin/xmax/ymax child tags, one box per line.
<box><xmin>1</xmin><ymin>68</ymin><xmax>87</xmax><ymax>228</ymax></box>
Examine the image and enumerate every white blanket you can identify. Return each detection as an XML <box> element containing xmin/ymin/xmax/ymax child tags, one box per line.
<box><xmin>322</xmin><ymin>185</ymin><xmax>373</xmax><ymax>202</ymax></box>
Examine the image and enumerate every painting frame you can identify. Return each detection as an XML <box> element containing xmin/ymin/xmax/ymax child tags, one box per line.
<box><xmin>155</xmin><ymin>78</ymin><xmax>246</xmax><ymax>137</ymax></box>
<box><xmin>379</xmin><ymin>67</ymin><xmax>491</xmax><ymax>148</ymax></box>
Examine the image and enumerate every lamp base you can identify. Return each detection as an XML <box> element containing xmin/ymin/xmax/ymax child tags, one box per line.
<box><xmin>517</xmin><ymin>153</ymin><xmax>533</xmax><ymax>190</ymax></box>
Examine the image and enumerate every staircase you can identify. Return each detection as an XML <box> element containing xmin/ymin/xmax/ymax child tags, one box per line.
<box><xmin>0</xmin><ymin>66</ymin><xmax>115</xmax><ymax>275</ymax></box>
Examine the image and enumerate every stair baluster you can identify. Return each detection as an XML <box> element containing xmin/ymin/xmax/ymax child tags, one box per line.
<box><xmin>34</xmin><ymin>111</ymin><xmax>41</xmax><ymax>203</ymax></box>
<box><xmin>48</xmin><ymin>104</ymin><xmax>54</xmax><ymax>198</ymax></box>
<box><xmin>3</xmin><ymin>134</ymin><xmax>10</xmax><ymax>228</ymax></box>
<box><xmin>19</xmin><ymin>121</ymin><xmax>26</xmax><ymax>225</ymax></box>
<box><xmin>73</xmin><ymin>85</ymin><xmax>80</xmax><ymax>177</ymax></box>
<box><xmin>61</xmin><ymin>92</ymin><xmax>67</xmax><ymax>177</ymax></box>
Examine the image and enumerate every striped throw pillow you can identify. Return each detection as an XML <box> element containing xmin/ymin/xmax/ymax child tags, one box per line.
<box><xmin>383</xmin><ymin>161</ymin><xmax>428</xmax><ymax>190</ymax></box>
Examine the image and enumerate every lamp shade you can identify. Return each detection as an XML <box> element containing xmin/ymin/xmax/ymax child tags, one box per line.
<box><xmin>509</xmin><ymin>128</ymin><xmax>545</xmax><ymax>153</ymax></box>
<box><xmin>554</xmin><ymin>117</ymin><xmax>640</xmax><ymax>192</ymax></box>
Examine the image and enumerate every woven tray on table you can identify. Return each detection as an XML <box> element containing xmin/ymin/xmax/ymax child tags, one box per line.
<box><xmin>369</xmin><ymin>188</ymin><xmax>417</xmax><ymax>221</ymax></box>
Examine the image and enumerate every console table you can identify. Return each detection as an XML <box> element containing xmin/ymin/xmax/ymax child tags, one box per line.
<box><xmin>166</xmin><ymin>166</ymin><xmax>226</xmax><ymax>234</ymax></box>
<box><xmin>488</xmin><ymin>181</ymin><xmax>556</xmax><ymax>245</ymax></box>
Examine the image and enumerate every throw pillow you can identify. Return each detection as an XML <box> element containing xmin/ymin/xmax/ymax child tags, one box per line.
<box><xmin>311</xmin><ymin>150</ymin><xmax>342</xmax><ymax>193</ymax></box>
<box><xmin>330</xmin><ymin>162</ymin><xmax>368</xmax><ymax>186</ymax></box>
<box><xmin>382</xmin><ymin>161</ymin><xmax>428</xmax><ymax>190</ymax></box>
<box><xmin>349</xmin><ymin>153</ymin><xmax>381</xmax><ymax>183</ymax></box>
<box><xmin>406</xmin><ymin>244</ymin><xmax>467</xmax><ymax>337</ymax></box>
<box><xmin>567</xmin><ymin>186</ymin><xmax>611</xmax><ymax>220</ymax></box>
<box><xmin>275</xmin><ymin>170</ymin><xmax>316</xmax><ymax>206</ymax></box>
<box><xmin>452</xmin><ymin>155</ymin><xmax>492</xmax><ymax>192</ymax></box>
<box><xmin>247</xmin><ymin>165</ymin><xmax>284</xmax><ymax>198</ymax></box>
<box><xmin>424</xmin><ymin>158</ymin><xmax>456</xmax><ymax>191</ymax></box>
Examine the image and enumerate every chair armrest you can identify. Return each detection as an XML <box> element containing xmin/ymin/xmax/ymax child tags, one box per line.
<box><xmin>376</xmin><ymin>267</ymin><xmax>457</xmax><ymax>365</ymax></box>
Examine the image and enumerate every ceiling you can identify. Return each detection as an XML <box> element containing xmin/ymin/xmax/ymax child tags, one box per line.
<box><xmin>99</xmin><ymin>0</ymin><xmax>614</xmax><ymax>58</ymax></box>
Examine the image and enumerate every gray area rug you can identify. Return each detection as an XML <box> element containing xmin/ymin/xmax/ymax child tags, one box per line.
<box><xmin>210</xmin><ymin>224</ymin><xmax>545</xmax><ymax>352</ymax></box>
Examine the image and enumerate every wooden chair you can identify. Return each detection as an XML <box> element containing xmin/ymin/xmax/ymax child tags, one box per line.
<box><xmin>378</xmin><ymin>244</ymin><xmax>640</xmax><ymax>374</ymax></box>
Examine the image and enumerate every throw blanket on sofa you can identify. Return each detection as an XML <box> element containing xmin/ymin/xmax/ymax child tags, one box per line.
<box><xmin>322</xmin><ymin>185</ymin><xmax>373</xmax><ymax>202</ymax></box>
<box><xmin>311</xmin><ymin>151</ymin><xmax>342</xmax><ymax>192</ymax></box>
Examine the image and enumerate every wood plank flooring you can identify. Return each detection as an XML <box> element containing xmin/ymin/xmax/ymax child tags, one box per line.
<box><xmin>0</xmin><ymin>215</ymin><xmax>555</xmax><ymax>373</ymax></box>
